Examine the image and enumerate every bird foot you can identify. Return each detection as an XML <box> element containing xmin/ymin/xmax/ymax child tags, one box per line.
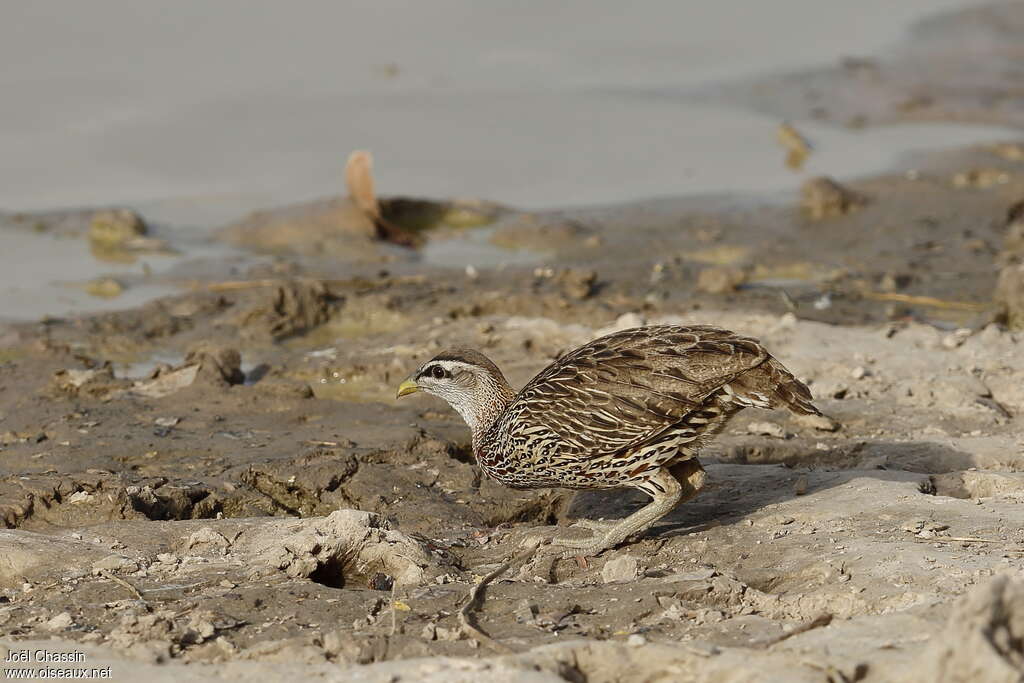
<box><xmin>521</xmin><ymin>520</ymin><xmax>618</xmax><ymax>558</ymax></box>
<box><xmin>549</xmin><ymin>520</ymin><xmax>628</xmax><ymax>559</ymax></box>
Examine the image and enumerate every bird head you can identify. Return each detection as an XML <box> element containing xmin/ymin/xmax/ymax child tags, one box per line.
<box><xmin>396</xmin><ymin>348</ymin><xmax>513</xmax><ymax>432</ymax></box>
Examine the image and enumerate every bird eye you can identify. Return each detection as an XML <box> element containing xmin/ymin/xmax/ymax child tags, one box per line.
<box><xmin>431</xmin><ymin>365</ymin><xmax>446</xmax><ymax>379</ymax></box>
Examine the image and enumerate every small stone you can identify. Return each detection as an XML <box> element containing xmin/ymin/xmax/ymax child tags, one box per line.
<box><xmin>67</xmin><ymin>491</ymin><xmax>94</xmax><ymax>504</ymax></box>
<box><xmin>696</xmin><ymin>266</ymin><xmax>746</xmax><ymax>294</ymax></box>
<box><xmin>800</xmin><ymin>176</ymin><xmax>864</xmax><ymax>220</ymax></box>
<box><xmin>84</xmin><ymin>277</ymin><xmax>124</xmax><ymax>299</ymax></box>
<box><xmin>995</xmin><ymin>263</ymin><xmax>1024</xmax><ymax>330</ymax></box>
<box><xmin>794</xmin><ymin>476</ymin><xmax>809</xmax><ymax>496</ymax></box>
<box><xmin>850</xmin><ymin>366</ymin><xmax>869</xmax><ymax>380</ymax></box>
<box><xmin>602</xmin><ymin>555</ymin><xmax>640</xmax><ymax>583</ymax></box>
<box><xmin>941</xmin><ymin>329</ymin><xmax>972</xmax><ymax>349</ymax></box>
<box><xmin>44</xmin><ymin>612</ymin><xmax>73</xmax><ymax>631</ymax></box>
<box><xmin>186</xmin><ymin>527</ymin><xmax>232</xmax><ymax>553</ymax></box>
<box><xmin>513</xmin><ymin>599</ymin><xmax>537</xmax><ymax>624</ymax></box>
<box><xmin>92</xmin><ymin>555</ymin><xmax>139</xmax><ymax>574</ymax></box>
<box><xmin>627</xmin><ymin>634</ymin><xmax>647</xmax><ymax>647</ymax></box>
<box><xmin>89</xmin><ymin>209</ymin><xmax>147</xmax><ymax>246</ymax></box>
<box><xmin>746</xmin><ymin>421</ymin><xmax>786</xmax><ymax>439</ymax></box>
<box><xmin>559</xmin><ymin>268</ymin><xmax>598</xmax><ymax>300</ymax></box>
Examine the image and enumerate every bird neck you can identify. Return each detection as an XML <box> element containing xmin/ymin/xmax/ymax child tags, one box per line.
<box><xmin>452</xmin><ymin>371</ymin><xmax>514</xmax><ymax>443</ymax></box>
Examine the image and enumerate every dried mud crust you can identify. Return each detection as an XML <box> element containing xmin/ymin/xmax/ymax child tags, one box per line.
<box><xmin>1</xmin><ymin>278</ymin><xmax>1024</xmax><ymax>681</ymax></box>
<box><xmin>4</xmin><ymin>173</ymin><xmax>1024</xmax><ymax>682</ymax></box>
<box><xmin>3</xmin><ymin>185</ymin><xmax>1024</xmax><ymax>682</ymax></box>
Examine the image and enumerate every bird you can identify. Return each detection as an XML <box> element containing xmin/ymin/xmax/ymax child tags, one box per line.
<box><xmin>396</xmin><ymin>324</ymin><xmax>821</xmax><ymax>557</ymax></box>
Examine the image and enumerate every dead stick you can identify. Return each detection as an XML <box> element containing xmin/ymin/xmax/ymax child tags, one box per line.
<box><xmin>389</xmin><ymin>581</ymin><xmax>399</xmax><ymax>637</ymax></box>
<box><xmin>754</xmin><ymin>612</ymin><xmax>833</xmax><ymax>649</ymax></box>
<box><xmin>459</xmin><ymin>547</ymin><xmax>535</xmax><ymax>652</ymax></box>
<box><xmin>861</xmin><ymin>291</ymin><xmax>990</xmax><ymax>312</ymax></box>
<box><xmin>916</xmin><ymin>536</ymin><xmax>1007</xmax><ymax>544</ymax></box>
<box><xmin>98</xmin><ymin>569</ymin><xmax>146</xmax><ymax>602</ymax></box>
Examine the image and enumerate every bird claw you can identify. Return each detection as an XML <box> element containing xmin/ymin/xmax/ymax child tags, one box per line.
<box><xmin>523</xmin><ymin>520</ymin><xmax>630</xmax><ymax>559</ymax></box>
<box><xmin>550</xmin><ymin>524</ymin><xmax>621</xmax><ymax>559</ymax></box>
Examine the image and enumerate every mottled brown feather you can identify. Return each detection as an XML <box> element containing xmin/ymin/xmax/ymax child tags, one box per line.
<box><xmin>474</xmin><ymin>325</ymin><xmax>819</xmax><ymax>489</ymax></box>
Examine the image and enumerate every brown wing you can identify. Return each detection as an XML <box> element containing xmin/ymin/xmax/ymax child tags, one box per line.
<box><xmin>498</xmin><ymin>325</ymin><xmax>771</xmax><ymax>459</ymax></box>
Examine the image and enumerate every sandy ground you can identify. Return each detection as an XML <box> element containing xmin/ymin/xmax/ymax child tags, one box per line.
<box><xmin>2</xmin><ymin>2</ymin><xmax>1024</xmax><ymax>682</ymax></box>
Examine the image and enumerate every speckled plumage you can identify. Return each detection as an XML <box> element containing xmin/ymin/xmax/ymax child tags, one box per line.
<box><xmin>399</xmin><ymin>324</ymin><xmax>820</xmax><ymax>556</ymax></box>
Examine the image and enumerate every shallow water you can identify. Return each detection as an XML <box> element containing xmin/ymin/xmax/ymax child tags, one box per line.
<box><xmin>0</xmin><ymin>0</ymin><xmax>1014</xmax><ymax>323</ymax></box>
<box><xmin>420</xmin><ymin>226</ymin><xmax>543</xmax><ymax>269</ymax></box>
<box><xmin>0</xmin><ymin>222</ymin><xmax>262</xmax><ymax>322</ymax></box>
<box><xmin>0</xmin><ymin>0</ymin><xmax>998</xmax><ymax>213</ymax></box>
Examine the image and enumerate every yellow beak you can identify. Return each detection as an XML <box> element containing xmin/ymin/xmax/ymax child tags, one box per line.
<box><xmin>396</xmin><ymin>378</ymin><xmax>419</xmax><ymax>398</ymax></box>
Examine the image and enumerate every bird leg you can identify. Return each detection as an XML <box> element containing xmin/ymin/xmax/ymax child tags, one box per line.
<box><xmin>551</xmin><ymin>467</ymin><xmax>684</xmax><ymax>558</ymax></box>
<box><xmin>569</xmin><ymin>518</ymin><xmax>618</xmax><ymax>533</ymax></box>
<box><xmin>668</xmin><ymin>458</ymin><xmax>707</xmax><ymax>505</ymax></box>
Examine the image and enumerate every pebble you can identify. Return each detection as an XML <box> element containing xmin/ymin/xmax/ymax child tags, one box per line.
<box><xmin>794</xmin><ymin>476</ymin><xmax>809</xmax><ymax>496</ymax></box>
<box><xmin>513</xmin><ymin>599</ymin><xmax>537</xmax><ymax>624</ymax></box>
<box><xmin>850</xmin><ymin>366</ymin><xmax>869</xmax><ymax>380</ymax></box>
<box><xmin>746</xmin><ymin>421</ymin><xmax>786</xmax><ymax>439</ymax></box>
<box><xmin>696</xmin><ymin>266</ymin><xmax>746</xmax><ymax>294</ymax></box>
<box><xmin>627</xmin><ymin>634</ymin><xmax>647</xmax><ymax>647</ymax></box>
<box><xmin>91</xmin><ymin>555</ymin><xmax>138</xmax><ymax>574</ymax></box>
<box><xmin>941</xmin><ymin>328</ymin><xmax>972</xmax><ymax>349</ymax></box>
<box><xmin>44</xmin><ymin>612</ymin><xmax>73</xmax><ymax>631</ymax></box>
<box><xmin>602</xmin><ymin>556</ymin><xmax>640</xmax><ymax>584</ymax></box>
<box><xmin>67</xmin><ymin>491</ymin><xmax>94</xmax><ymax>504</ymax></box>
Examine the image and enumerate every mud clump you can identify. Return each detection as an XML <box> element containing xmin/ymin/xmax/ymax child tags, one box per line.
<box><xmin>228</xmin><ymin>280</ymin><xmax>340</xmax><ymax>341</ymax></box>
<box><xmin>696</xmin><ymin>266</ymin><xmax>748</xmax><ymax>294</ymax></box>
<box><xmin>800</xmin><ymin>176</ymin><xmax>865</xmax><ymax>220</ymax></box>
<box><xmin>88</xmin><ymin>209</ymin><xmax>147</xmax><ymax>247</ymax></box>
<box><xmin>556</xmin><ymin>268</ymin><xmax>597</xmax><ymax>300</ymax></box>
<box><xmin>532</xmin><ymin>267</ymin><xmax>598</xmax><ymax>301</ymax></box>
<box><xmin>51</xmin><ymin>364</ymin><xmax>125</xmax><ymax>397</ymax></box>
<box><xmin>218</xmin><ymin>198</ymin><xmax>381</xmax><ymax>260</ymax></box>
<box><xmin>244</xmin><ymin>509</ymin><xmax>457</xmax><ymax>588</ymax></box>
<box><xmin>490</xmin><ymin>216</ymin><xmax>590</xmax><ymax>251</ymax></box>
<box><xmin>1002</xmin><ymin>200</ymin><xmax>1024</xmax><ymax>263</ymax></box>
<box><xmin>127</xmin><ymin>345</ymin><xmax>243</xmax><ymax>398</ymax></box>
<box><xmin>183</xmin><ymin>344</ymin><xmax>245</xmax><ymax>386</ymax></box>
<box><xmin>995</xmin><ymin>262</ymin><xmax>1024</xmax><ymax>329</ymax></box>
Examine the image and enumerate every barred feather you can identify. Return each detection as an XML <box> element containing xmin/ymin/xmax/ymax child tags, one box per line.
<box><xmin>418</xmin><ymin>325</ymin><xmax>820</xmax><ymax>490</ymax></box>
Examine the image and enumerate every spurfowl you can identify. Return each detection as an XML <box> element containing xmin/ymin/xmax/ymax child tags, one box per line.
<box><xmin>397</xmin><ymin>325</ymin><xmax>821</xmax><ymax>557</ymax></box>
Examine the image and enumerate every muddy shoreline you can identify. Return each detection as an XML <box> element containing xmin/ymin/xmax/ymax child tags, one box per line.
<box><xmin>1</xmin><ymin>131</ymin><xmax>1023</xmax><ymax>680</ymax></box>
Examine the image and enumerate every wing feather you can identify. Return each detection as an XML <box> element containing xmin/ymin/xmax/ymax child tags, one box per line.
<box><xmin>495</xmin><ymin>325</ymin><xmax>769</xmax><ymax>460</ymax></box>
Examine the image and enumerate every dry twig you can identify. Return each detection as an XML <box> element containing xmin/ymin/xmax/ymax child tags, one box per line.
<box><xmin>861</xmin><ymin>291</ymin><xmax>990</xmax><ymax>312</ymax></box>
<box><xmin>98</xmin><ymin>569</ymin><xmax>147</xmax><ymax>604</ymax></box>
<box><xmin>916</xmin><ymin>536</ymin><xmax>1006</xmax><ymax>545</ymax></box>
<box><xmin>459</xmin><ymin>547</ymin><xmax>537</xmax><ymax>652</ymax></box>
<box><xmin>754</xmin><ymin>612</ymin><xmax>833</xmax><ymax>649</ymax></box>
